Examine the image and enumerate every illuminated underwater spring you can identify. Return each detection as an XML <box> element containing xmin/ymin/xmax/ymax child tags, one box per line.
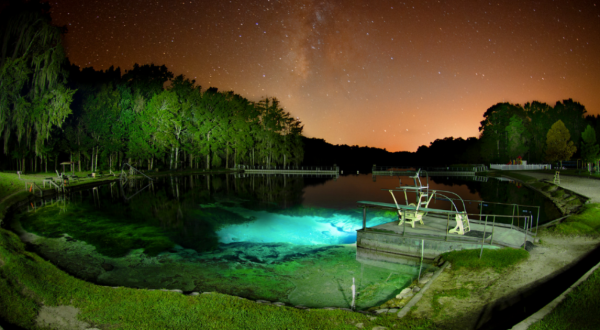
<box><xmin>12</xmin><ymin>175</ymin><xmax>416</xmax><ymax>309</ymax></box>
<box><xmin>11</xmin><ymin>173</ymin><xmax>561</xmax><ymax>308</ymax></box>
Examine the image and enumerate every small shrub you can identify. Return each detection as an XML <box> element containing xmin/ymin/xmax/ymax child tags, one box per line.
<box><xmin>440</xmin><ymin>248</ymin><xmax>529</xmax><ymax>272</ymax></box>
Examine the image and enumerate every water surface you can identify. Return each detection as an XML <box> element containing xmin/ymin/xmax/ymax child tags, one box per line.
<box><xmin>12</xmin><ymin>172</ymin><xmax>560</xmax><ymax>308</ymax></box>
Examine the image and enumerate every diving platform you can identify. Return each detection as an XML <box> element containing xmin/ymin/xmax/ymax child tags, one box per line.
<box><xmin>356</xmin><ymin>203</ymin><xmax>535</xmax><ymax>266</ymax></box>
<box><xmin>356</xmin><ymin>169</ymin><xmax>536</xmax><ymax>266</ymax></box>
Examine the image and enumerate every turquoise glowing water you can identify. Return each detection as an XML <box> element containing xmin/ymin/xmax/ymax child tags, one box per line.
<box><xmin>11</xmin><ymin>172</ymin><xmax>560</xmax><ymax>308</ymax></box>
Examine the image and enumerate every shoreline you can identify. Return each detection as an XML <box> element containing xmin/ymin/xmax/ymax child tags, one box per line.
<box><xmin>1</xmin><ymin>170</ymin><xmax>599</xmax><ymax>329</ymax></box>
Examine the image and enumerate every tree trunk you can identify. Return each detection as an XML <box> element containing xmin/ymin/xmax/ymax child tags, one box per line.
<box><xmin>95</xmin><ymin>147</ymin><xmax>99</xmax><ymax>172</ymax></box>
<box><xmin>226</xmin><ymin>142</ymin><xmax>229</xmax><ymax>169</ymax></box>
<box><xmin>206</xmin><ymin>132</ymin><xmax>211</xmax><ymax>170</ymax></box>
<box><xmin>169</xmin><ymin>147</ymin><xmax>174</xmax><ymax>170</ymax></box>
<box><xmin>175</xmin><ymin>147</ymin><xmax>179</xmax><ymax>170</ymax></box>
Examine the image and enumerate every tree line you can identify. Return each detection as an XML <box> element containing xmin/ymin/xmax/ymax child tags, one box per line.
<box><xmin>0</xmin><ymin>1</ymin><xmax>304</xmax><ymax>173</ymax></box>
<box><xmin>478</xmin><ymin>100</ymin><xmax>600</xmax><ymax>167</ymax></box>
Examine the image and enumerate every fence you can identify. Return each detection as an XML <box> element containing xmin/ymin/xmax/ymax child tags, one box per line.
<box><xmin>235</xmin><ymin>164</ymin><xmax>339</xmax><ymax>172</ymax></box>
<box><xmin>373</xmin><ymin>165</ymin><xmax>488</xmax><ymax>173</ymax></box>
<box><xmin>490</xmin><ymin>164</ymin><xmax>551</xmax><ymax>171</ymax></box>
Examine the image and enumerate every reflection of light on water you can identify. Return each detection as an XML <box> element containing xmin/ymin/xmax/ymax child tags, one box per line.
<box><xmin>216</xmin><ymin>211</ymin><xmax>389</xmax><ymax>245</ymax></box>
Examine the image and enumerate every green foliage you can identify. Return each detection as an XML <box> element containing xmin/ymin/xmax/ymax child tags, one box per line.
<box><xmin>440</xmin><ymin>248</ymin><xmax>529</xmax><ymax>272</ymax></box>
<box><xmin>529</xmin><ymin>267</ymin><xmax>600</xmax><ymax>330</ymax></box>
<box><xmin>0</xmin><ymin>0</ymin><xmax>75</xmax><ymax>155</ymax></box>
<box><xmin>545</xmin><ymin>120</ymin><xmax>577</xmax><ymax>164</ymax></box>
<box><xmin>479</xmin><ymin>100</ymin><xmax>588</xmax><ymax>164</ymax></box>
<box><xmin>580</xmin><ymin>125</ymin><xmax>600</xmax><ymax>165</ymax></box>
<box><xmin>505</xmin><ymin>115</ymin><xmax>530</xmax><ymax>158</ymax></box>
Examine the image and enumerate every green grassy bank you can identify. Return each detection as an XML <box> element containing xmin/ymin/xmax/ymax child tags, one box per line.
<box><xmin>0</xmin><ymin>171</ymin><xmax>437</xmax><ymax>329</ymax></box>
<box><xmin>548</xmin><ymin>203</ymin><xmax>600</xmax><ymax>237</ymax></box>
<box><xmin>529</xmin><ymin>267</ymin><xmax>600</xmax><ymax>330</ymax></box>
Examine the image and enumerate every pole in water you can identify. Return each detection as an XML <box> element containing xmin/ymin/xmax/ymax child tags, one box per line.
<box><xmin>418</xmin><ymin>239</ymin><xmax>424</xmax><ymax>280</ymax></box>
<box><xmin>351</xmin><ymin>277</ymin><xmax>356</xmax><ymax>311</ymax></box>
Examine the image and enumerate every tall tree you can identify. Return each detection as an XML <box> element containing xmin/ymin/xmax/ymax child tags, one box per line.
<box><xmin>523</xmin><ymin>101</ymin><xmax>553</xmax><ymax>163</ymax></box>
<box><xmin>505</xmin><ymin>115</ymin><xmax>530</xmax><ymax>160</ymax></box>
<box><xmin>545</xmin><ymin>120</ymin><xmax>577</xmax><ymax>167</ymax></box>
<box><xmin>479</xmin><ymin>102</ymin><xmax>523</xmax><ymax>162</ymax></box>
<box><xmin>580</xmin><ymin>124</ymin><xmax>600</xmax><ymax>170</ymax></box>
<box><xmin>0</xmin><ymin>0</ymin><xmax>75</xmax><ymax>157</ymax></box>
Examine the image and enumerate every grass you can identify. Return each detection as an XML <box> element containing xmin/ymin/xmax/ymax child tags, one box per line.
<box><xmin>528</xmin><ymin>267</ymin><xmax>600</xmax><ymax>330</ymax></box>
<box><xmin>431</xmin><ymin>287</ymin><xmax>471</xmax><ymax>317</ymax></box>
<box><xmin>550</xmin><ymin>203</ymin><xmax>600</xmax><ymax>237</ymax></box>
<box><xmin>440</xmin><ymin>248</ymin><xmax>530</xmax><ymax>272</ymax></box>
<box><xmin>530</xmin><ymin>181</ymin><xmax>549</xmax><ymax>190</ymax></box>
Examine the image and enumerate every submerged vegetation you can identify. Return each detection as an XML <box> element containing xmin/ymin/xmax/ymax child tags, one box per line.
<box><xmin>0</xmin><ymin>225</ymin><xmax>438</xmax><ymax>329</ymax></box>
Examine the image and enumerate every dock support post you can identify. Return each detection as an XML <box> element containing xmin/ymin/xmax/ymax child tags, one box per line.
<box><xmin>490</xmin><ymin>215</ymin><xmax>497</xmax><ymax>245</ymax></box>
<box><xmin>418</xmin><ymin>239</ymin><xmax>424</xmax><ymax>281</ymax></box>
<box><xmin>480</xmin><ymin>215</ymin><xmax>489</xmax><ymax>259</ymax></box>
<box><xmin>402</xmin><ymin>209</ymin><xmax>406</xmax><ymax>236</ymax></box>
<box><xmin>445</xmin><ymin>213</ymin><xmax>450</xmax><ymax>241</ymax></box>
<box><xmin>523</xmin><ymin>216</ymin><xmax>529</xmax><ymax>250</ymax></box>
<box><xmin>479</xmin><ymin>202</ymin><xmax>483</xmax><ymax>222</ymax></box>
<box><xmin>362</xmin><ymin>206</ymin><xmax>367</xmax><ymax>230</ymax></box>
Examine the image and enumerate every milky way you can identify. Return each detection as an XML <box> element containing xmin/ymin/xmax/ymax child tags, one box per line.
<box><xmin>49</xmin><ymin>0</ymin><xmax>600</xmax><ymax>151</ymax></box>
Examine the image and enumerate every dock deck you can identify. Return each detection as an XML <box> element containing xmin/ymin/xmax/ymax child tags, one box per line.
<box><xmin>356</xmin><ymin>200</ymin><xmax>535</xmax><ymax>266</ymax></box>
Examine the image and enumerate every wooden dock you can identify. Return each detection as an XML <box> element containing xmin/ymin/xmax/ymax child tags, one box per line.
<box><xmin>235</xmin><ymin>165</ymin><xmax>340</xmax><ymax>176</ymax></box>
<box><xmin>372</xmin><ymin>170</ymin><xmax>476</xmax><ymax>176</ymax></box>
<box><xmin>243</xmin><ymin>169</ymin><xmax>339</xmax><ymax>175</ymax></box>
<box><xmin>356</xmin><ymin>201</ymin><xmax>535</xmax><ymax>266</ymax></box>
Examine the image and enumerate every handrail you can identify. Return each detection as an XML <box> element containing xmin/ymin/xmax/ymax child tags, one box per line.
<box><xmin>358</xmin><ymin>202</ymin><xmax>535</xmax><ymax>250</ymax></box>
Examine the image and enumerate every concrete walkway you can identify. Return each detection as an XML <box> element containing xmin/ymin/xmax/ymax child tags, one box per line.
<box><xmin>514</xmin><ymin>171</ymin><xmax>600</xmax><ymax>203</ymax></box>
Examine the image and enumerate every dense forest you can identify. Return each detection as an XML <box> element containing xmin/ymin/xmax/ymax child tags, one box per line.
<box><xmin>0</xmin><ymin>1</ymin><xmax>304</xmax><ymax>173</ymax></box>
<box><xmin>478</xmin><ymin>100</ymin><xmax>600</xmax><ymax>165</ymax></box>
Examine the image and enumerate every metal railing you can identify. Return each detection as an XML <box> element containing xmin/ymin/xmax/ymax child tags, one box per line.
<box><xmin>358</xmin><ymin>203</ymin><xmax>535</xmax><ymax>252</ymax></box>
<box><xmin>373</xmin><ymin>165</ymin><xmax>488</xmax><ymax>173</ymax></box>
<box><xmin>399</xmin><ymin>191</ymin><xmax>541</xmax><ymax>234</ymax></box>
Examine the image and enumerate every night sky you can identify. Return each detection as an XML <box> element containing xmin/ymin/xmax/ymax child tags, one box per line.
<box><xmin>48</xmin><ymin>0</ymin><xmax>600</xmax><ymax>152</ymax></box>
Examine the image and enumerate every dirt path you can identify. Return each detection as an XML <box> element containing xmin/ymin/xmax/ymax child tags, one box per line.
<box><xmin>409</xmin><ymin>233</ymin><xmax>600</xmax><ymax>329</ymax></box>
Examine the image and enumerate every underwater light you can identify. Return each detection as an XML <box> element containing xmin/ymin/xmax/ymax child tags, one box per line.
<box><xmin>216</xmin><ymin>211</ymin><xmax>387</xmax><ymax>246</ymax></box>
